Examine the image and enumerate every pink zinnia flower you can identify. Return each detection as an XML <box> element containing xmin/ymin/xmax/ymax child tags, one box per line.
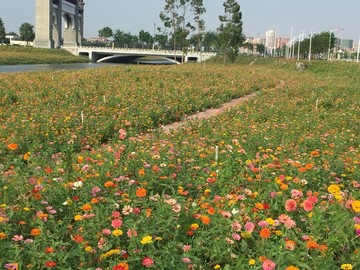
<box><xmin>232</xmin><ymin>233</ymin><xmax>241</xmax><ymax>241</ymax></box>
<box><xmin>303</xmin><ymin>198</ymin><xmax>314</xmax><ymax>212</ymax></box>
<box><xmin>118</xmin><ymin>129</ymin><xmax>127</xmax><ymax>139</ymax></box>
<box><xmin>245</xmin><ymin>221</ymin><xmax>255</xmax><ymax>233</ymax></box>
<box><xmin>221</xmin><ymin>211</ymin><xmax>232</xmax><ymax>218</ymax></box>
<box><xmin>172</xmin><ymin>204</ymin><xmax>182</xmax><ymax>213</ymax></box>
<box><xmin>284</xmin><ymin>218</ymin><xmax>296</xmax><ymax>229</ymax></box>
<box><xmin>12</xmin><ymin>235</ymin><xmax>23</xmax><ymax>242</ymax></box>
<box><xmin>291</xmin><ymin>189</ymin><xmax>303</xmax><ymax>198</ymax></box>
<box><xmin>285</xmin><ymin>199</ymin><xmax>297</xmax><ymax>212</ymax></box>
<box><xmin>111</xmin><ymin>219</ymin><xmax>123</xmax><ymax>229</ymax></box>
<box><xmin>111</xmin><ymin>211</ymin><xmax>121</xmax><ymax>218</ymax></box>
<box><xmin>182</xmin><ymin>258</ymin><xmax>191</xmax><ymax>264</ymax></box>
<box><xmin>127</xmin><ymin>229</ymin><xmax>138</xmax><ymax>238</ymax></box>
<box><xmin>91</xmin><ymin>186</ymin><xmax>101</xmax><ymax>197</ymax></box>
<box><xmin>262</xmin><ymin>259</ymin><xmax>276</xmax><ymax>270</ymax></box>
<box><xmin>231</xmin><ymin>220</ymin><xmax>242</xmax><ymax>231</ymax></box>
<box><xmin>183</xmin><ymin>245</ymin><xmax>191</xmax><ymax>252</ymax></box>
<box><xmin>142</xmin><ymin>256</ymin><xmax>154</xmax><ymax>267</ymax></box>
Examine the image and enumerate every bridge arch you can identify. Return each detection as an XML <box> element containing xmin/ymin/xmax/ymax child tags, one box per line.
<box><xmin>34</xmin><ymin>0</ymin><xmax>84</xmax><ymax>48</ymax></box>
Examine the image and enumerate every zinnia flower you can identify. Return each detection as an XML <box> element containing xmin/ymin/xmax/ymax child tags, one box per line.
<box><xmin>30</xmin><ymin>228</ymin><xmax>41</xmax><ymax>236</ymax></box>
<box><xmin>351</xmin><ymin>200</ymin><xmax>360</xmax><ymax>213</ymax></box>
<box><xmin>112</xmin><ymin>229</ymin><xmax>123</xmax><ymax>237</ymax></box>
<box><xmin>341</xmin><ymin>264</ymin><xmax>353</xmax><ymax>270</ymax></box>
<box><xmin>285</xmin><ymin>199</ymin><xmax>297</xmax><ymax>212</ymax></box>
<box><xmin>140</xmin><ymin>235</ymin><xmax>152</xmax><ymax>244</ymax></box>
<box><xmin>259</xmin><ymin>228</ymin><xmax>271</xmax><ymax>239</ymax></box>
<box><xmin>262</xmin><ymin>259</ymin><xmax>276</xmax><ymax>270</ymax></box>
<box><xmin>113</xmin><ymin>262</ymin><xmax>129</xmax><ymax>270</ymax></box>
<box><xmin>7</xmin><ymin>143</ymin><xmax>18</xmax><ymax>151</ymax></box>
<box><xmin>136</xmin><ymin>188</ymin><xmax>147</xmax><ymax>198</ymax></box>
<box><xmin>142</xmin><ymin>256</ymin><xmax>154</xmax><ymax>267</ymax></box>
<box><xmin>45</xmin><ymin>261</ymin><xmax>57</xmax><ymax>267</ymax></box>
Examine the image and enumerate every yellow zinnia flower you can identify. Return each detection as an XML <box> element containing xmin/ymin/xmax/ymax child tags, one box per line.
<box><xmin>351</xmin><ymin>200</ymin><xmax>360</xmax><ymax>213</ymax></box>
<box><xmin>112</xmin><ymin>229</ymin><xmax>123</xmax><ymax>237</ymax></box>
<box><xmin>140</xmin><ymin>235</ymin><xmax>152</xmax><ymax>244</ymax></box>
<box><xmin>340</xmin><ymin>264</ymin><xmax>353</xmax><ymax>270</ymax></box>
<box><xmin>327</xmin><ymin>184</ymin><xmax>341</xmax><ymax>195</ymax></box>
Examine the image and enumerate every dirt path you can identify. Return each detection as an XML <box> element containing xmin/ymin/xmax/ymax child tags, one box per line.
<box><xmin>161</xmin><ymin>80</ymin><xmax>285</xmax><ymax>134</ymax></box>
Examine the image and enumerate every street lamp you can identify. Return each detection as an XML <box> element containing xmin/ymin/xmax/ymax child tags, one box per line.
<box><xmin>297</xmin><ymin>30</ymin><xmax>305</xmax><ymax>61</ymax></box>
<box><xmin>357</xmin><ymin>24</ymin><xmax>360</xmax><ymax>62</ymax></box>
<box><xmin>327</xmin><ymin>28</ymin><xmax>342</xmax><ymax>60</ymax></box>
<box><xmin>308</xmin><ymin>31</ymin><xmax>320</xmax><ymax>61</ymax></box>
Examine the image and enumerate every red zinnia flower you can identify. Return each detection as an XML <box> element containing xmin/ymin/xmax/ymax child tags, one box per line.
<box><xmin>113</xmin><ymin>262</ymin><xmax>129</xmax><ymax>270</ymax></box>
<box><xmin>45</xmin><ymin>261</ymin><xmax>57</xmax><ymax>267</ymax></box>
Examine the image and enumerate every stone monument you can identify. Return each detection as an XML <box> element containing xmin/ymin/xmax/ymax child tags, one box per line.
<box><xmin>34</xmin><ymin>0</ymin><xmax>84</xmax><ymax>48</ymax></box>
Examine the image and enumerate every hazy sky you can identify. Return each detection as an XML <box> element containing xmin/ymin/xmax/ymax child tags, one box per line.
<box><xmin>1</xmin><ymin>0</ymin><xmax>359</xmax><ymax>41</ymax></box>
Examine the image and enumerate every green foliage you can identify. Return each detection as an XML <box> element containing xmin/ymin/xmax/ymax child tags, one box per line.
<box><xmin>113</xmin><ymin>30</ymin><xmax>139</xmax><ymax>48</ymax></box>
<box><xmin>19</xmin><ymin>22</ymin><xmax>35</xmax><ymax>44</ymax></box>
<box><xmin>160</xmin><ymin>0</ymin><xmax>206</xmax><ymax>51</ymax></box>
<box><xmin>138</xmin><ymin>30</ymin><xmax>153</xmax><ymax>48</ymax></box>
<box><xmin>0</xmin><ymin>46</ymin><xmax>89</xmax><ymax>65</ymax></box>
<box><xmin>0</xmin><ymin>18</ymin><xmax>5</xmax><ymax>43</ymax></box>
<box><xmin>293</xmin><ymin>31</ymin><xmax>336</xmax><ymax>59</ymax></box>
<box><xmin>98</xmin><ymin>26</ymin><xmax>113</xmax><ymax>39</ymax></box>
<box><xmin>217</xmin><ymin>0</ymin><xmax>245</xmax><ymax>65</ymax></box>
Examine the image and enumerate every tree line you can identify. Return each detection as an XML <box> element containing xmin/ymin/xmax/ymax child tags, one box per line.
<box><xmin>94</xmin><ymin>0</ymin><xmax>245</xmax><ymax>65</ymax></box>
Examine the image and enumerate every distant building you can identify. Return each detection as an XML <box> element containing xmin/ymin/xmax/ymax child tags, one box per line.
<box><xmin>340</xmin><ymin>39</ymin><xmax>354</xmax><ymax>50</ymax></box>
<box><xmin>277</xmin><ymin>37</ymin><xmax>290</xmax><ymax>48</ymax></box>
<box><xmin>265</xmin><ymin>30</ymin><xmax>276</xmax><ymax>49</ymax></box>
<box><xmin>86</xmin><ymin>37</ymin><xmax>109</xmax><ymax>43</ymax></box>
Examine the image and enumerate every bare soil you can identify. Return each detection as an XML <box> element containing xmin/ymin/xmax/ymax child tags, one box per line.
<box><xmin>161</xmin><ymin>80</ymin><xmax>286</xmax><ymax>134</ymax></box>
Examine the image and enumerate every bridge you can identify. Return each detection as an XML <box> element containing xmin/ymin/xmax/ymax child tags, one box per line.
<box><xmin>63</xmin><ymin>46</ymin><xmax>217</xmax><ymax>64</ymax></box>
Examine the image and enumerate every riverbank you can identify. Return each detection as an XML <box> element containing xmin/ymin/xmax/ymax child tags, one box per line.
<box><xmin>0</xmin><ymin>46</ymin><xmax>89</xmax><ymax>65</ymax></box>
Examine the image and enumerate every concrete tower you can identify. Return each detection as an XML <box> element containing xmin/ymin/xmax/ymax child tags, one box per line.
<box><xmin>34</xmin><ymin>0</ymin><xmax>85</xmax><ymax>48</ymax></box>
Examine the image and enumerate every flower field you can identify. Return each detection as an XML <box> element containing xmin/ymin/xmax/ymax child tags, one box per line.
<box><xmin>0</xmin><ymin>60</ymin><xmax>359</xmax><ymax>270</ymax></box>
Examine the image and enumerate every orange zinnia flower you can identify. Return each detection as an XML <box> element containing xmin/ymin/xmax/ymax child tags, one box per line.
<box><xmin>7</xmin><ymin>143</ymin><xmax>18</xmax><ymax>151</ymax></box>
<box><xmin>30</xmin><ymin>228</ymin><xmax>42</xmax><ymax>236</ymax></box>
<box><xmin>138</xmin><ymin>168</ymin><xmax>145</xmax><ymax>176</ymax></box>
<box><xmin>200</xmin><ymin>215</ymin><xmax>211</xmax><ymax>225</ymax></box>
<box><xmin>104</xmin><ymin>181</ymin><xmax>115</xmax><ymax>188</ymax></box>
<box><xmin>136</xmin><ymin>188</ymin><xmax>147</xmax><ymax>198</ymax></box>
<box><xmin>72</xmin><ymin>234</ymin><xmax>83</xmax><ymax>243</ymax></box>
<box><xmin>82</xmin><ymin>203</ymin><xmax>92</xmax><ymax>212</ymax></box>
<box><xmin>306</xmin><ymin>240</ymin><xmax>319</xmax><ymax>249</ymax></box>
<box><xmin>259</xmin><ymin>227</ymin><xmax>271</xmax><ymax>239</ymax></box>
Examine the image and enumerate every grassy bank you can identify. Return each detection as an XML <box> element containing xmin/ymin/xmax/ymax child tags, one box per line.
<box><xmin>0</xmin><ymin>59</ymin><xmax>359</xmax><ymax>269</ymax></box>
<box><xmin>0</xmin><ymin>46</ymin><xmax>89</xmax><ymax>65</ymax></box>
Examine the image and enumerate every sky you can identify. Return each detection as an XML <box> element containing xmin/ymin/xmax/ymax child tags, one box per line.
<box><xmin>1</xmin><ymin>0</ymin><xmax>360</xmax><ymax>41</ymax></box>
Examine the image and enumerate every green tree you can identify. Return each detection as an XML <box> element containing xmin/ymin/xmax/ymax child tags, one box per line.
<box><xmin>202</xmin><ymin>31</ymin><xmax>219</xmax><ymax>52</ymax></box>
<box><xmin>113</xmin><ymin>30</ymin><xmax>139</xmax><ymax>48</ymax></box>
<box><xmin>139</xmin><ymin>30</ymin><xmax>153</xmax><ymax>49</ymax></box>
<box><xmin>256</xmin><ymin>43</ymin><xmax>265</xmax><ymax>55</ymax></box>
<box><xmin>155</xmin><ymin>31</ymin><xmax>168</xmax><ymax>49</ymax></box>
<box><xmin>191</xmin><ymin>0</ymin><xmax>206</xmax><ymax>51</ymax></box>
<box><xmin>0</xmin><ymin>18</ymin><xmax>6</xmax><ymax>43</ymax></box>
<box><xmin>98</xmin><ymin>26</ymin><xmax>113</xmax><ymax>40</ymax></box>
<box><xmin>293</xmin><ymin>32</ymin><xmax>335</xmax><ymax>59</ymax></box>
<box><xmin>217</xmin><ymin>0</ymin><xmax>245</xmax><ymax>65</ymax></box>
<box><xmin>19</xmin><ymin>23</ymin><xmax>35</xmax><ymax>45</ymax></box>
<box><xmin>243</xmin><ymin>42</ymin><xmax>254</xmax><ymax>53</ymax></box>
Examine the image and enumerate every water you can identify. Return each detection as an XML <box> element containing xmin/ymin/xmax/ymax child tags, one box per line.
<box><xmin>0</xmin><ymin>63</ymin><xmax>117</xmax><ymax>74</ymax></box>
